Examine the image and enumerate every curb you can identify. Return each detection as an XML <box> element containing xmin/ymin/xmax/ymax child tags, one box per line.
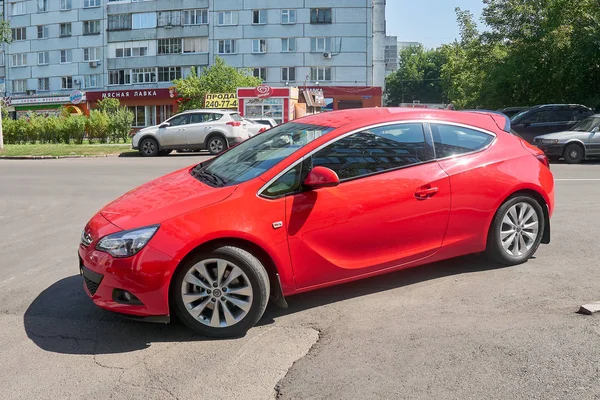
<box><xmin>0</xmin><ymin>154</ymin><xmax>122</xmax><ymax>160</ymax></box>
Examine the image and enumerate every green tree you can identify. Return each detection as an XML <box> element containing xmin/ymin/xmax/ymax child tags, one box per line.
<box><xmin>96</xmin><ymin>98</ymin><xmax>121</xmax><ymax>114</ymax></box>
<box><xmin>385</xmin><ymin>45</ymin><xmax>448</xmax><ymax>106</ymax></box>
<box><xmin>86</xmin><ymin>111</ymin><xmax>110</xmax><ymax>143</ymax></box>
<box><xmin>174</xmin><ymin>57</ymin><xmax>262</xmax><ymax>111</ymax></box>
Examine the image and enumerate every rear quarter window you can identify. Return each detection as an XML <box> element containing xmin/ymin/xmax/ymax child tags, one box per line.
<box><xmin>229</xmin><ymin>113</ymin><xmax>243</xmax><ymax>121</ymax></box>
<box><xmin>430</xmin><ymin>124</ymin><xmax>494</xmax><ymax>158</ymax></box>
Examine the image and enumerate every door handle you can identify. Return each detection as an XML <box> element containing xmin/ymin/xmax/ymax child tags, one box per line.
<box><xmin>414</xmin><ymin>186</ymin><xmax>439</xmax><ymax>200</ymax></box>
<box><xmin>179</xmin><ymin>128</ymin><xmax>186</xmax><ymax>131</ymax></box>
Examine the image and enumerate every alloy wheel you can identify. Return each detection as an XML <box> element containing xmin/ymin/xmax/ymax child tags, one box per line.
<box><xmin>142</xmin><ymin>140</ymin><xmax>156</xmax><ymax>156</ymax></box>
<box><xmin>500</xmin><ymin>202</ymin><xmax>539</xmax><ymax>257</ymax></box>
<box><xmin>180</xmin><ymin>258</ymin><xmax>253</xmax><ymax>328</ymax></box>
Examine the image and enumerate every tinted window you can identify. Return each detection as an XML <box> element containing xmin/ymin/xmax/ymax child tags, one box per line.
<box><xmin>190</xmin><ymin>113</ymin><xmax>208</xmax><ymax>124</ymax></box>
<box><xmin>431</xmin><ymin>124</ymin><xmax>494</xmax><ymax>158</ymax></box>
<box><xmin>311</xmin><ymin>123</ymin><xmax>432</xmax><ymax>181</ymax></box>
<box><xmin>552</xmin><ymin>110</ymin><xmax>576</xmax><ymax>122</ymax></box>
<box><xmin>168</xmin><ymin>114</ymin><xmax>190</xmax><ymax>126</ymax></box>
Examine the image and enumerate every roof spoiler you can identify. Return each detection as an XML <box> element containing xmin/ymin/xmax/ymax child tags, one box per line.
<box><xmin>460</xmin><ymin>110</ymin><xmax>512</xmax><ymax>133</ymax></box>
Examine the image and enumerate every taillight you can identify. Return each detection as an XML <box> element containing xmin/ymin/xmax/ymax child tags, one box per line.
<box><xmin>226</xmin><ymin>121</ymin><xmax>241</xmax><ymax>127</ymax></box>
<box><xmin>258</xmin><ymin>127</ymin><xmax>267</xmax><ymax>133</ymax></box>
<box><xmin>535</xmin><ymin>154</ymin><xmax>550</xmax><ymax>169</ymax></box>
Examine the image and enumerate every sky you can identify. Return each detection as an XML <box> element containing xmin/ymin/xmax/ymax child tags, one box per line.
<box><xmin>386</xmin><ymin>0</ymin><xmax>486</xmax><ymax>48</ymax></box>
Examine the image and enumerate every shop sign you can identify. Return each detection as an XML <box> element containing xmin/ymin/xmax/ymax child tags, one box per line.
<box><xmin>86</xmin><ymin>88</ymin><xmax>178</xmax><ymax>102</ymax></box>
<box><xmin>254</xmin><ymin>85</ymin><xmax>273</xmax><ymax>99</ymax></box>
<box><xmin>10</xmin><ymin>96</ymin><xmax>71</xmax><ymax>105</ymax></box>
<box><xmin>204</xmin><ymin>93</ymin><xmax>238</xmax><ymax>109</ymax></box>
<box><xmin>70</xmin><ymin>90</ymin><xmax>84</xmax><ymax>105</ymax></box>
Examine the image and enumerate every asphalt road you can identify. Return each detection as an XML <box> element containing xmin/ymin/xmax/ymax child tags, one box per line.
<box><xmin>1</xmin><ymin>155</ymin><xmax>599</xmax><ymax>400</ymax></box>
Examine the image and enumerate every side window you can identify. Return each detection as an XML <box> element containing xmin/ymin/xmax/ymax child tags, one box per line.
<box><xmin>169</xmin><ymin>114</ymin><xmax>190</xmax><ymax>126</ymax></box>
<box><xmin>430</xmin><ymin>124</ymin><xmax>494</xmax><ymax>158</ymax></box>
<box><xmin>212</xmin><ymin>113</ymin><xmax>223</xmax><ymax>121</ymax></box>
<box><xmin>262</xmin><ymin>162</ymin><xmax>304</xmax><ymax>198</ymax></box>
<box><xmin>552</xmin><ymin>110</ymin><xmax>575</xmax><ymax>122</ymax></box>
<box><xmin>311</xmin><ymin>123</ymin><xmax>432</xmax><ymax>181</ymax></box>
<box><xmin>189</xmin><ymin>113</ymin><xmax>206</xmax><ymax>124</ymax></box>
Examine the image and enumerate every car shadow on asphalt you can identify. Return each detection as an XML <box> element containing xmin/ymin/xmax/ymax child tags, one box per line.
<box><xmin>24</xmin><ymin>255</ymin><xmax>509</xmax><ymax>355</ymax></box>
<box><xmin>118</xmin><ymin>151</ymin><xmax>210</xmax><ymax>158</ymax></box>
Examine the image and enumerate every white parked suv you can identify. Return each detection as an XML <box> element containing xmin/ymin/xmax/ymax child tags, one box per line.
<box><xmin>132</xmin><ymin>109</ymin><xmax>250</xmax><ymax>156</ymax></box>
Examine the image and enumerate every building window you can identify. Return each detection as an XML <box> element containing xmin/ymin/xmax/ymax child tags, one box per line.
<box><xmin>60</xmin><ymin>49</ymin><xmax>72</xmax><ymax>63</ymax></box>
<box><xmin>183</xmin><ymin>9</ymin><xmax>208</xmax><ymax>25</ymax></box>
<box><xmin>281</xmin><ymin>9</ymin><xmax>296</xmax><ymax>24</ymax></box>
<box><xmin>83</xmin><ymin>20</ymin><xmax>101</xmax><ymax>35</ymax></box>
<box><xmin>38</xmin><ymin>78</ymin><xmax>50</xmax><ymax>92</ymax></box>
<box><xmin>129</xmin><ymin>106</ymin><xmax>146</xmax><ymax>127</ymax></box>
<box><xmin>60</xmin><ymin>0</ymin><xmax>72</xmax><ymax>10</ymax></box>
<box><xmin>253</xmin><ymin>10</ymin><xmax>266</xmax><ymax>24</ymax></box>
<box><xmin>311</xmin><ymin>37</ymin><xmax>332</xmax><ymax>52</ymax></box>
<box><xmin>12</xmin><ymin>53</ymin><xmax>27</xmax><ymax>67</ymax></box>
<box><xmin>217</xmin><ymin>11</ymin><xmax>236</xmax><ymax>26</ymax></box>
<box><xmin>108</xmin><ymin>14</ymin><xmax>131</xmax><ymax>30</ymax></box>
<box><xmin>131</xmin><ymin>68</ymin><xmax>156</xmax><ymax>84</ymax></box>
<box><xmin>62</xmin><ymin>76</ymin><xmax>73</xmax><ymax>89</ymax></box>
<box><xmin>217</xmin><ymin>39</ymin><xmax>235</xmax><ymax>54</ymax></box>
<box><xmin>252</xmin><ymin>39</ymin><xmax>267</xmax><ymax>54</ymax></box>
<box><xmin>84</xmin><ymin>0</ymin><xmax>101</xmax><ymax>8</ymax></box>
<box><xmin>253</xmin><ymin>68</ymin><xmax>267</xmax><ymax>81</ymax></box>
<box><xmin>11</xmin><ymin>2</ymin><xmax>26</xmax><ymax>16</ymax></box>
<box><xmin>183</xmin><ymin>37</ymin><xmax>208</xmax><ymax>53</ymax></box>
<box><xmin>38</xmin><ymin>51</ymin><xmax>49</xmax><ymax>65</ymax></box>
<box><xmin>158</xmin><ymin>38</ymin><xmax>182</xmax><ymax>55</ymax></box>
<box><xmin>0</xmin><ymin>53</ymin><xmax>4</xmax><ymax>66</ymax></box>
<box><xmin>281</xmin><ymin>67</ymin><xmax>295</xmax><ymax>82</ymax></box>
<box><xmin>38</xmin><ymin>0</ymin><xmax>48</xmax><ymax>12</ymax></box>
<box><xmin>310</xmin><ymin>67</ymin><xmax>332</xmax><ymax>81</ymax></box>
<box><xmin>13</xmin><ymin>80</ymin><xmax>27</xmax><ymax>93</ymax></box>
<box><xmin>310</xmin><ymin>8</ymin><xmax>332</xmax><ymax>24</ymax></box>
<box><xmin>158</xmin><ymin>67</ymin><xmax>182</xmax><ymax>82</ymax></box>
<box><xmin>132</xmin><ymin>13</ymin><xmax>157</xmax><ymax>29</ymax></box>
<box><xmin>60</xmin><ymin>23</ymin><xmax>72</xmax><ymax>37</ymax></box>
<box><xmin>281</xmin><ymin>38</ymin><xmax>296</xmax><ymax>52</ymax></box>
<box><xmin>83</xmin><ymin>47</ymin><xmax>101</xmax><ymax>61</ymax></box>
<box><xmin>111</xmin><ymin>41</ymin><xmax>150</xmax><ymax>57</ymax></box>
<box><xmin>158</xmin><ymin>11</ymin><xmax>181</xmax><ymax>27</ymax></box>
<box><xmin>12</xmin><ymin>28</ymin><xmax>26</xmax><ymax>41</ymax></box>
<box><xmin>85</xmin><ymin>74</ymin><xmax>101</xmax><ymax>88</ymax></box>
<box><xmin>37</xmin><ymin>25</ymin><xmax>49</xmax><ymax>39</ymax></box>
<box><xmin>108</xmin><ymin>69</ymin><xmax>131</xmax><ymax>85</ymax></box>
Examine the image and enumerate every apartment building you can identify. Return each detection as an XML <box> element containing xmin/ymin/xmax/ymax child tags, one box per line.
<box><xmin>1</xmin><ymin>0</ymin><xmax>386</xmax><ymax>126</ymax></box>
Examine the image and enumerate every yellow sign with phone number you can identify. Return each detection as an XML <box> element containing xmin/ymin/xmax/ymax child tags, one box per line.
<box><xmin>204</xmin><ymin>93</ymin><xmax>238</xmax><ymax>109</ymax></box>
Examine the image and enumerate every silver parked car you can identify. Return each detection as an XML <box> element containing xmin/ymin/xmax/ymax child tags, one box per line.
<box><xmin>132</xmin><ymin>109</ymin><xmax>250</xmax><ymax>156</ymax></box>
<box><xmin>534</xmin><ymin>115</ymin><xmax>600</xmax><ymax>163</ymax></box>
<box><xmin>243</xmin><ymin>118</ymin><xmax>271</xmax><ymax>137</ymax></box>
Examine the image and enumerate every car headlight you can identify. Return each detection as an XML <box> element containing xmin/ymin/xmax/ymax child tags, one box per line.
<box><xmin>96</xmin><ymin>225</ymin><xmax>159</xmax><ymax>258</ymax></box>
<box><xmin>540</xmin><ymin>139</ymin><xmax>559</xmax><ymax>144</ymax></box>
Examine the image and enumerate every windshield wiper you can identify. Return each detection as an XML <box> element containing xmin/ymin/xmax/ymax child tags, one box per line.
<box><xmin>190</xmin><ymin>167</ymin><xmax>227</xmax><ymax>187</ymax></box>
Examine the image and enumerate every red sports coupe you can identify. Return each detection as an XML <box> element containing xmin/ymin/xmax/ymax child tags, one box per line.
<box><xmin>79</xmin><ymin>108</ymin><xmax>554</xmax><ymax>337</ymax></box>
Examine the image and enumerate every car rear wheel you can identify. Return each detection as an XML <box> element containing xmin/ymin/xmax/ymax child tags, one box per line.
<box><xmin>486</xmin><ymin>195</ymin><xmax>545</xmax><ymax>265</ymax></box>
<box><xmin>172</xmin><ymin>246</ymin><xmax>270</xmax><ymax>338</ymax></box>
<box><xmin>207</xmin><ymin>135</ymin><xmax>227</xmax><ymax>155</ymax></box>
<box><xmin>140</xmin><ymin>138</ymin><xmax>159</xmax><ymax>157</ymax></box>
<box><xmin>563</xmin><ymin>143</ymin><xmax>584</xmax><ymax>164</ymax></box>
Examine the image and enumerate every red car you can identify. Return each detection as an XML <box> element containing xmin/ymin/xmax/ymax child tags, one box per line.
<box><xmin>79</xmin><ymin>108</ymin><xmax>554</xmax><ymax>337</ymax></box>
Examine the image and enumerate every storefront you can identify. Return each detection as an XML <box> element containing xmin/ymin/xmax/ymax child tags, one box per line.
<box><xmin>237</xmin><ymin>86</ymin><xmax>299</xmax><ymax>124</ymax></box>
<box><xmin>86</xmin><ymin>88</ymin><xmax>179</xmax><ymax>128</ymax></box>
<box><xmin>304</xmin><ymin>86</ymin><xmax>383</xmax><ymax>111</ymax></box>
<box><xmin>8</xmin><ymin>91</ymin><xmax>89</xmax><ymax>118</ymax></box>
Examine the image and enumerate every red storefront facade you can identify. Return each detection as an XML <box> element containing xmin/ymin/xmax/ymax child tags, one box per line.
<box><xmin>86</xmin><ymin>88</ymin><xmax>180</xmax><ymax>128</ymax></box>
<box><xmin>237</xmin><ymin>86</ymin><xmax>299</xmax><ymax>124</ymax></box>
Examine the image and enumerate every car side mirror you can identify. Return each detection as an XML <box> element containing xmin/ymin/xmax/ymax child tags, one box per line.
<box><xmin>159</xmin><ymin>122</ymin><xmax>170</xmax><ymax>129</ymax></box>
<box><xmin>303</xmin><ymin>166</ymin><xmax>340</xmax><ymax>190</ymax></box>
<box><xmin>592</xmin><ymin>127</ymin><xmax>599</xmax><ymax>133</ymax></box>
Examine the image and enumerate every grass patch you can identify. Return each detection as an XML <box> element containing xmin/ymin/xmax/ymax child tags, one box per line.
<box><xmin>0</xmin><ymin>143</ymin><xmax>136</xmax><ymax>157</ymax></box>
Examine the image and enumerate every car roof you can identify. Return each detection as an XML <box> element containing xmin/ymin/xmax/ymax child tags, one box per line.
<box><xmin>528</xmin><ymin>104</ymin><xmax>591</xmax><ymax>110</ymax></box>
<box><xmin>294</xmin><ymin>107</ymin><xmax>510</xmax><ymax>133</ymax></box>
<box><xmin>180</xmin><ymin>109</ymin><xmax>238</xmax><ymax>114</ymax></box>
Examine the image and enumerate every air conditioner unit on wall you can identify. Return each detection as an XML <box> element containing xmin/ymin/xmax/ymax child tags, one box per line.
<box><xmin>323</xmin><ymin>52</ymin><xmax>332</xmax><ymax>59</ymax></box>
<box><xmin>89</xmin><ymin>61</ymin><xmax>98</xmax><ymax>67</ymax></box>
<box><xmin>73</xmin><ymin>79</ymin><xmax>81</xmax><ymax>85</ymax></box>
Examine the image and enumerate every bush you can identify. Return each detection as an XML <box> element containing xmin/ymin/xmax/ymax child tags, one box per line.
<box><xmin>86</xmin><ymin>110</ymin><xmax>110</xmax><ymax>143</ymax></box>
<box><xmin>64</xmin><ymin>115</ymin><xmax>86</xmax><ymax>144</ymax></box>
<box><xmin>110</xmin><ymin>107</ymin><xmax>134</xmax><ymax>143</ymax></box>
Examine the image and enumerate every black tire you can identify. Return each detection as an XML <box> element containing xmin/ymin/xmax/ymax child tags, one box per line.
<box><xmin>206</xmin><ymin>135</ymin><xmax>227</xmax><ymax>155</ymax></box>
<box><xmin>159</xmin><ymin>149</ymin><xmax>172</xmax><ymax>156</ymax></box>
<box><xmin>171</xmin><ymin>246</ymin><xmax>270</xmax><ymax>338</ymax></box>
<box><xmin>563</xmin><ymin>143</ymin><xmax>584</xmax><ymax>164</ymax></box>
<box><xmin>139</xmin><ymin>137</ymin><xmax>159</xmax><ymax>157</ymax></box>
<box><xmin>485</xmin><ymin>195</ymin><xmax>545</xmax><ymax>265</ymax></box>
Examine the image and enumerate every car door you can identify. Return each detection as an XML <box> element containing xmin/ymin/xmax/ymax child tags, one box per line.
<box><xmin>158</xmin><ymin>114</ymin><xmax>190</xmax><ymax>147</ymax></box>
<box><xmin>588</xmin><ymin>120</ymin><xmax>600</xmax><ymax>156</ymax></box>
<box><xmin>280</xmin><ymin>123</ymin><xmax>451</xmax><ymax>289</ymax></box>
<box><xmin>186</xmin><ymin>112</ymin><xmax>211</xmax><ymax>147</ymax></box>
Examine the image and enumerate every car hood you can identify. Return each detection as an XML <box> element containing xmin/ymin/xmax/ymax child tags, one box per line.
<box><xmin>535</xmin><ymin>131</ymin><xmax>590</xmax><ymax>141</ymax></box>
<box><xmin>100</xmin><ymin>166</ymin><xmax>236</xmax><ymax>230</ymax></box>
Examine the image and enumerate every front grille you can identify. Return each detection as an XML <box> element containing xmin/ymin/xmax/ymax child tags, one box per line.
<box><xmin>84</xmin><ymin>276</ymin><xmax>100</xmax><ymax>295</ymax></box>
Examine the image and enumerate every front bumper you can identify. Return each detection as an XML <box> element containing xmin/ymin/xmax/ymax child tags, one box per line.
<box><xmin>78</xmin><ymin>229</ymin><xmax>176</xmax><ymax>319</ymax></box>
<box><xmin>535</xmin><ymin>143</ymin><xmax>564</xmax><ymax>157</ymax></box>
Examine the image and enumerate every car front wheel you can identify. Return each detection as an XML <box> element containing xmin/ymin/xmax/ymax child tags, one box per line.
<box><xmin>140</xmin><ymin>138</ymin><xmax>159</xmax><ymax>157</ymax></box>
<box><xmin>172</xmin><ymin>246</ymin><xmax>270</xmax><ymax>338</ymax></box>
<box><xmin>563</xmin><ymin>143</ymin><xmax>584</xmax><ymax>164</ymax></box>
<box><xmin>486</xmin><ymin>195</ymin><xmax>545</xmax><ymax>265</ymax></box>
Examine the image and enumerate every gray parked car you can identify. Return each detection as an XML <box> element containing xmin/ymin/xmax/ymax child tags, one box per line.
<box><xmin>534</xmin><ymin>115</ymin><xmax>600</xmax><ymax>163</ymax></box>
<box><xmin>132</xmin><ymin>109</ymin><xmax>250</xmax><ymax>156</ymax></box>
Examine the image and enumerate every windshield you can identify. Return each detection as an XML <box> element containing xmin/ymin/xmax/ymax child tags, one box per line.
<box><xmin>192</xmin><ymin>123</ymin><xmax>334</xmax><ymax>186</ymax></box>
<box><xmin>511</xmin><ymin>110</ymin><xmax>530</xmax><ymax>121</ymax></box>
<box><xmin>570</xmin><ymin>116</ymin><xmax>600</xmax><ymax>132</ymax></box>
